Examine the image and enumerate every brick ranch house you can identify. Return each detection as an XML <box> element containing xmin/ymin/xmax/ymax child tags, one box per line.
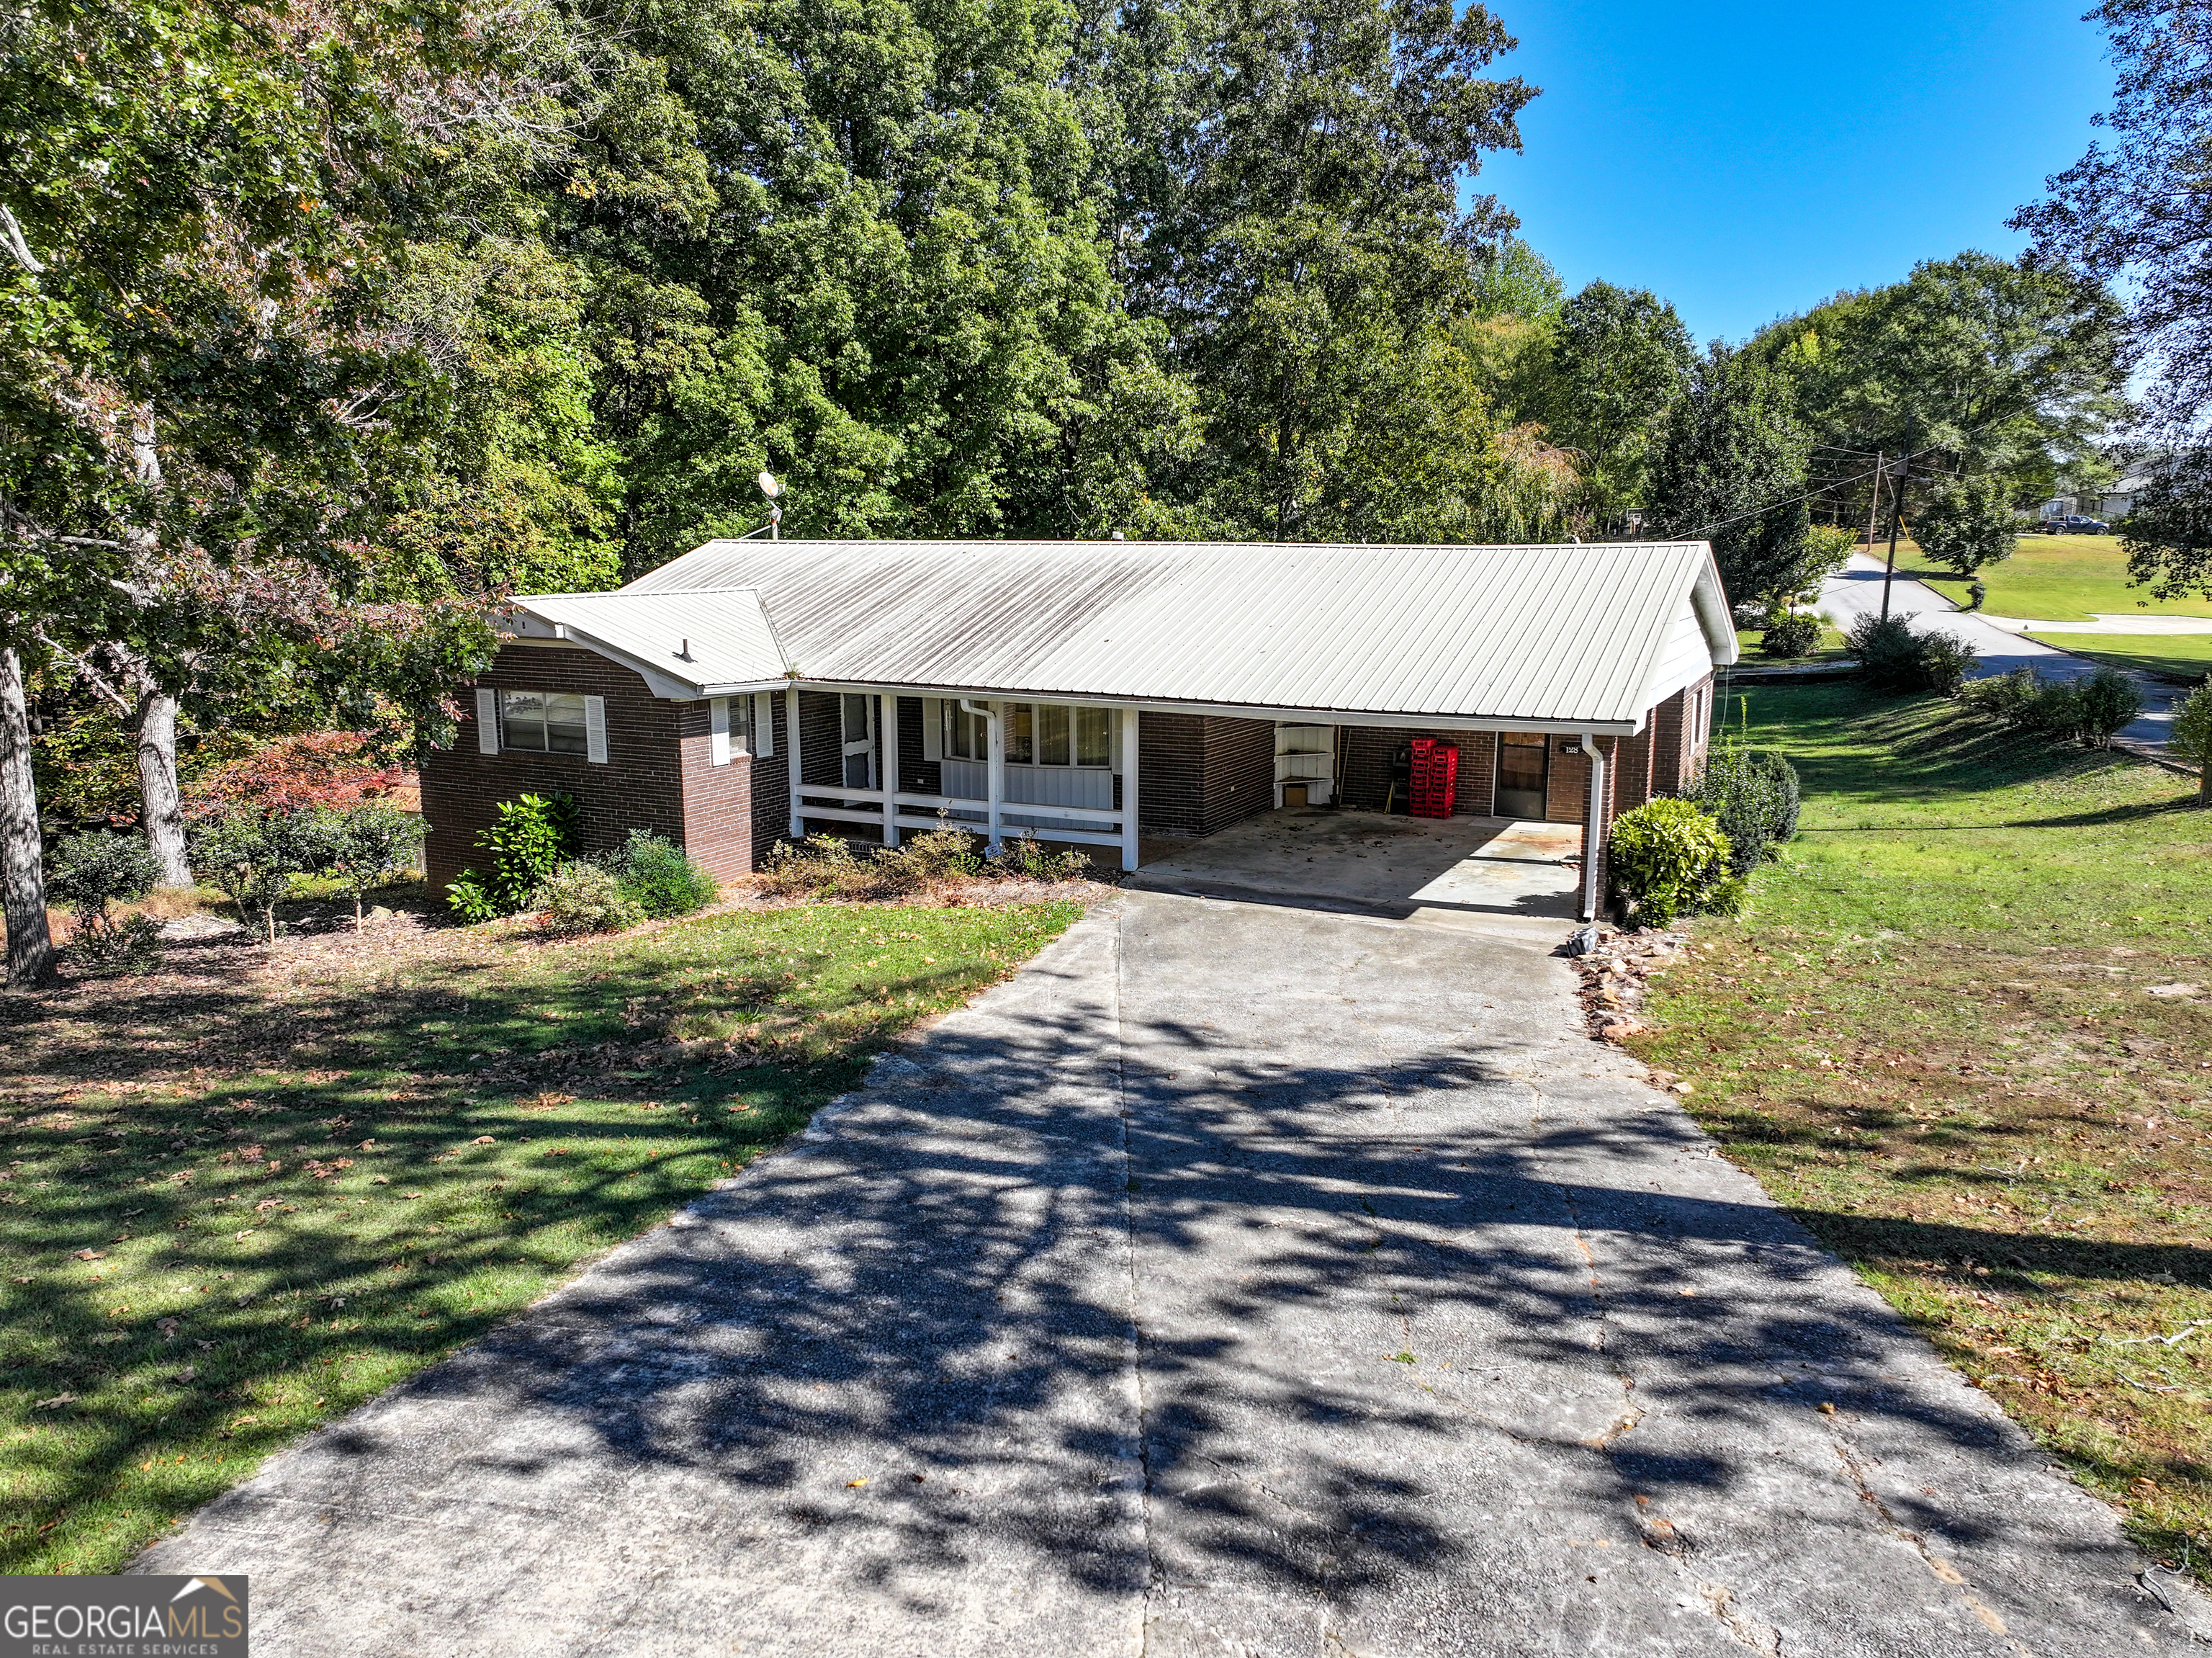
<box><xmin>421</xmin><ymin>539</ymin><xmax>1735</xmax><ymax>921</ymax></box>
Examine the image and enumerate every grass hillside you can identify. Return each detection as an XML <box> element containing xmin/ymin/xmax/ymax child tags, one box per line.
<box><xmin>2023</xmin><ymin>632</ymin><xmax>2212</xmax><ymax>686</ymax></box>
<box><xmin>1633</xmin><ymin>681</ymin><xmax>2212</xmax><ymax>1578</ymax></box>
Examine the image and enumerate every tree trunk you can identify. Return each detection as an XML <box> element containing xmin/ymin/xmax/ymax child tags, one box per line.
<box><xmin>133</xmin><ymin>687</ymin><xmax>192</xmax><ymax>886</ymax></box>
<box><xmin>0</xmin><ymin>644</ymin><xmax>57</xmax><ymax>988</ymax></box>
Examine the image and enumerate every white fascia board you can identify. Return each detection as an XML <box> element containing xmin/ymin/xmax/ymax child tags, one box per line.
<box><xmin>790</xmin><ymin>679</ymin><xmax>1642</xmax><ymax>735</ymax></box>
<box><xmin>1691</xmin><ymin>547</ymin><xmax>1739</xmax><ymax>667</ymax></box>
<box><xmin>501</xmin><ymin>633</ymin><xmax>783</xmax><ymax>701</ymax></box>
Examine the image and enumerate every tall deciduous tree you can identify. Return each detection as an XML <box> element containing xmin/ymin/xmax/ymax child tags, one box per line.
<box><xmin>1543</xmin><ymin>281</ymin><xmax>1692</xmax><ymax>533</ymax></box>
<box><xmin>1645</xmin><ymin>344</ymin><xmax>1813</xmax><ymax>607</ymax></box>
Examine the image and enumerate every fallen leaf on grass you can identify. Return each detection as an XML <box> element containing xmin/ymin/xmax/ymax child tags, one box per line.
<box><xmin>846</xmin><ymin>1478</ymin><xmax>868</xmax><ymax>1489</ymax></box>
<box><xmin>72</xmin><ymin>1250</ymin><xmax>104</xmax><ymax>1261</ymax></box>
<box><xmin>35</xmin><ymin>1394</ymin><xmax>74</xmax><ymax>1410</ymax></box>
<box><xmin>175</xmin><ymin>1366</ymin><xmax>197</xmax><ymax>1383</ymax></box>
<box><xmin>469</xmin><ymin>1135</ymin><xmax>495</xmax><ymax>1145</ymax></box>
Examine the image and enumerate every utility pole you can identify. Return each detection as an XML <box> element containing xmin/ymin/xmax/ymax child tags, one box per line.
<box><xmin>1879</xmin><ymin>451</ymin><xmax>1910</xmax><ymax>624</ymax></box>
<box><xmin>1863</xmin><ymin>452</ymin><xmax>1884</xmax><ymax>550</ymax></box>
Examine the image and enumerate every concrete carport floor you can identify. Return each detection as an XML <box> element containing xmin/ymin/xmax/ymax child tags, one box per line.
<box><xmin>138</xmin><ymin>881</ymin><xmax>2209</xmax><ymax>1654</ymax></box>
<box><xmin>1133</xmin><ymin>808</ymin><xmax>1586</xmax><ymax>933</ymax></box>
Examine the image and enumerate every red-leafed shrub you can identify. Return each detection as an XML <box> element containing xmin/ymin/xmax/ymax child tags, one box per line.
<box><xmin>184</xmin><ymin>732</ymin><xmax>418</xmax><ymax>820</ymax></box>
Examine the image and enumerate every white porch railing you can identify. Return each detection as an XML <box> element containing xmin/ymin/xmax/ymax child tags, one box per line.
<box><xmin>785</xmin><ymin>688</ymin><xmax>1142</xmax><ymax>869</ymax></box>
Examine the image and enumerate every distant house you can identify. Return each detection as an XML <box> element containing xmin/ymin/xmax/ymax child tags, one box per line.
<box><xmin>419</xmin><ymin>539</ymin><xmax>1738</xmax><ymax>922</ymax></box>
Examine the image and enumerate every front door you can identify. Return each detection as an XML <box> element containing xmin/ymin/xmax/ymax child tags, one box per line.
<box><xmin>1495</xmin><ymin>732</ymin><xmax>1548</xmax><ymax>820</ymax></box>
<box><xmin>841</xmin><ymin>694</ymin><xmax>877</xmax><ymax>789</ymax></box>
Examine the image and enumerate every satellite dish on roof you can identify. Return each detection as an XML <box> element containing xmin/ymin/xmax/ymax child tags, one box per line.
<box><xmin>757</xmin><ymin>470</ymin><xmax>783</xmax><ymax>498</ymax></box>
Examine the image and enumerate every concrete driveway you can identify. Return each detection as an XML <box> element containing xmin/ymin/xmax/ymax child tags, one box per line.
<box><xmin>139</xmin><ymin>877</ymin><xmax>2207</xmax><ymax>1654</ymax></box>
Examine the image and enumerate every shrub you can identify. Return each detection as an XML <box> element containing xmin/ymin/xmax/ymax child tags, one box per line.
<box><xmin>531</xmin><ymin>861</ymin><xmax>644</xmax><ymax>934</ymax></box>
<box><xmin>1685</xmin><ymin>745</ymin><xmax>1799</xmax><ymax>871</ymax></box>
<box><xmin>47</xmin><ymin>831</ymin><xmax>161</xmax><ymax>924</ymax></box>
<box><xmin>2072</xmin><ymin>665</ymin><xmax>2146</xmax><ymax>747</ymax></box>
<box><xmin>189</xmin><ymin>809</ymin><xmax>336</xmax><ymax>943</ymax></box>
<box><xmin>68</xmin><ymin>912</ymin><xmax>166</xmax><ymax>976</ymax></box>
<box><xmin>1608</xmin><ymin>798</ymin><xmax>1732</xmax><ymax>926</ymax></box>
<box><xmin>1844</xmin><ymin>614</ymin><xmax>1977</xmax><ymax>693</ymax></box>
<box><xmin>890</xmin><ymin>820</ymin><xmax>985</xmax><ymax>882</ymax></box>
<box><xmin>47</xmin><ymin>832</ymin><xmax>166</xmax><ymax>974</ymax></box>
<box><xmin>322</xmin><ymin>804</ymin><xmax>426</xmax><ymax>928</ymax></box>
<box><xmin>2171</xmin><ymin>676</ymin><xmax>2212</xmax><ymax>802</ymax></box>
<box><xmin>1758</xmin><ymin>612</ymin><xmax>1822</xmax><ymax>658</ymax></box>
<box><xmin>609</xmin><ymin>830</ymin><xmax>719</xmax><ymax>918</ymax></box>
<box><xmin>447</xmin><ymin>792</ymin><xmax>577</xmax><ymax>920</ymax></box>
<box><xmin>989</xmin><ymin>830</ymin><xmax>1092</xmax><ymax>882</ymax></box>
<box><xmin>1960</xmin><ymin>664</ymin><xmax>2146</xmax><ymax>748</ymax></box>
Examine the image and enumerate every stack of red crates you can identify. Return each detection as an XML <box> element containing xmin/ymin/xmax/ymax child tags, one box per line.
<box><xmin>1408</xmin><ymin>738</ymin><xmax>1459</xmax><ymax>819</ymax></box>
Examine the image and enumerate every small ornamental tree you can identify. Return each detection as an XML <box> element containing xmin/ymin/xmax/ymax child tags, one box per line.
<box><xmin>189</xmin><ymin>810</ymin><xmax>337</xmax><ymax>944</ymax></box>
<box><xmin>323</xmin><ymin>805</ymin><xmax>426</xmax><ymax>928</ymax></box>
<box><xmin>2166</xmin><ymin>676</ymin><xmax>2212</xmax><ymax>802</ymax></box>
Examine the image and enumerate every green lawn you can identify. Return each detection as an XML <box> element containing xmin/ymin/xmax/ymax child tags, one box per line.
<box><xmin>1629</xmin><ymin>681</ymin><xmax>2212</xmax><ymax>1581</ymax></box>
<box><xmin>1732</xmin><ymin>625</ymin><xmax>1850</xmax><ymax>667</ymax></box>
<box><xmin>1912</xmin><ymin>533</ymin><xmax>2212</xmax><ymax>622</ymax></box>
<box><xmin>2025</xmin><ymin>631</ymin><xmax>2212</xmax><ymax>686</ymax></box>
<box><xmin>0</xmin><ymin>893</ymin><xmax>1083</xmax><ymax>1574</ymax></box>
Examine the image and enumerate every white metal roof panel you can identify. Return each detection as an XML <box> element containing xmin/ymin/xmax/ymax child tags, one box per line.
<box><xmin>505</xmin><ymin>589</ymin><xmax>785</xmax><ymax>696</ymax></box>
<box><xmin>526</xmin><ymin>538</ymin><xmax>1732</xmax><ymax>725</ymax></box>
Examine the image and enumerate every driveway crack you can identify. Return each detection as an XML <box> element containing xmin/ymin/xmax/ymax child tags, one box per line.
<box><xmin>1829</xmin><ymin>1436</ymin><xmax>2034</xmax><ymax>1656</ymax></box>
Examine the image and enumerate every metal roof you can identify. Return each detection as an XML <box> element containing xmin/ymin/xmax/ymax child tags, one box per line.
<box><xmin>510</xmin><ymin>538</ymin><xmax>1736</xmax><ymax>730</ymax></box>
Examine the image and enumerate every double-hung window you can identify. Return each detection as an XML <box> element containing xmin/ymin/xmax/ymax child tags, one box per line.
<box><xmin>500</xmin><ymin>691</ymin><xmax>589</xmax><ymax>755</ymax></box>
<box><xmin>942</xmin><ymin>701</ymin><xmax>1112</xmax><ymax>766</ymax></box>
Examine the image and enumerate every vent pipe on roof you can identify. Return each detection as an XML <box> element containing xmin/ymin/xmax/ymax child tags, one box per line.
<box><xmin>678</xmin><ymin>637</ymin><xmax>693</xmax><ymax>661</ymax></box>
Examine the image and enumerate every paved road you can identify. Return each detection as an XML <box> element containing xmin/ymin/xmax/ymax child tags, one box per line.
<box><xmin>1816</xmin><ymin>555</ymin><xmax>2185</xmax><ymax>747</ymax></box>
<box><xmin>140</xmin><ymin>891</ymin><xmax>2208</xmax><ymax>1655</ymax></box>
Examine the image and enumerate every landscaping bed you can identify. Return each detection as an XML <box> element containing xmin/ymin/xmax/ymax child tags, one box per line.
<box><xmin>1619</xmin><ymin>680</ymin><xmax>2212</xmax><ymax>1580</ymax></box>
<box><xmin>0</xmin><ymin>879</ymin><xmax>1094</xmax><ymax>1573</ymax></box>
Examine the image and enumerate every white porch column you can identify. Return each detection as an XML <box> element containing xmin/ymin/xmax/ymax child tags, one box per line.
<box><xmin>786</xmin><ymin>686</ymin><xmax>804</xmax><ymax>841</ymax></box>
<box><xmin>985</xmin><ymin>700</ymin><xmax>1005</xmax><ymax>853</ymax></box>
<box><xmin>1581</xmin><ymin>730</ymin><xmax>1607</xmax><ymax>923</ymax></box>
<box><xmin>880</xmin><ymin>693</ymin><xmax>900</xmax><ymax>848</ymax></box>
<box><xmin>1119</xmin><ymin>706</ymin><xmax>1141</xmax><ymax>872</ymax></box>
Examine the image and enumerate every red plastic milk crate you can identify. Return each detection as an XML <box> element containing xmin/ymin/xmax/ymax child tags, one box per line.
<box><xmin>1408</xmin><ymin>738</ymin><xmax>1458</xmax><ymax>818</ymax></box>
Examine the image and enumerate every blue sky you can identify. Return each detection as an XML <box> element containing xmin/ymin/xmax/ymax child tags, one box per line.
<box><xmin>1475</xmin><ymin>0</ymin><xmax>2116</xmax><ymax>345</ymax></box>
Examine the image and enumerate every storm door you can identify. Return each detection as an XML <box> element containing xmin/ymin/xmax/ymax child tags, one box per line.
<box><xmin>1494</xmin><ymin>732</ymin><xmax>1549</xmax><ymax>820</ymax></box>
<box><xmin>841</xmin><ymin>694</ymin><xmax>878</xmax><ymax>789</ymax></box>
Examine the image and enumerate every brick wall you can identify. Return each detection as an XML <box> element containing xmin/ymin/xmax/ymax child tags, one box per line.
<box><xmin>1544</xmin><ymin>738</ymin><xmax>1593</xmax><ymax>825</ymax></box>
<box><xmin>1339</xmin><ymin>727</ymin><xmax>1500</xmax><ymax>817</ymax></box>
<box><xmin>1652</xmin><ymin>688</ymin><xmax>1689</xmax><ymax>795</ymax></box>
<box><xmin>1131</xmin><ymin>712</ymin><xmax>1274</xmax><ymax>836</ymax></box>
<box><xmin>1614</xmin><ymin>722</ymin><xmax>1655</xmax><ymax>815</ymax></box>
<box><xmin>423</xmin><ymin>644</ymin><xmax>754</xmax><ymax>890</ymax></box>
<box><xmin>750</xmin><ymin>695</ymin><xmax>791</xmax><ymax>866</ymax></box>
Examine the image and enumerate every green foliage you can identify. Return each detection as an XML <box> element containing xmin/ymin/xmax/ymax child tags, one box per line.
<box><xmin>1843</xmin><ymin>614</ymin><xmax>1979</xmax><ymax>694</ymax></box>
<box><xmin>187</xmin><ymin>810</ymin><xmax>336</xmax><ymax>943</ymax></box>
<box><xmin>1645</xmin><ymin>343</ymin><xmax>1812</xmax><ymax>606</ymax></box>
<box><xmin>46</xmin><ymin>832</ymin><xmax>166</xmax><ymax>976</ymax></box>
<box><xmin>1685</xmin><ymin>745</ymin><xmax>1802</xmax><ymax>871</ymax></box>
<box><xmin>989</xmin><ymin>832</ymin><xmax>1092</xmax><ymax>882</ymax></box>
<box><xmin>531</xmin><ymin>862</ymin><xmax>644</xmax><ymax>935</ymax></box>
<box><xmin>1914</xmin><ymin>475</ymin><xmax>2021</xmax><ymax>574</ymax></box>
<box><xmin>1607</xmin><ymin>797</ymin><xmax>1732</xmax><ymax>927</ymax></box>
<box><xmin>65</xmin><ymin>912</ymin><xmax>168</xmax><ymax>977</ymax></box>
<box><xmin>1543</xmin><ymin>281</ymin><xmax>1694</xmax><ymax>532</ymax></box>
<box><xmin>1959</xmin><ymin>663</ymin><xmax>2145</xmax><ymax>748</ymax></box>
<box><xmin>45</xmin><ymin>833</ymin><xmax>161</xmax><ymax>923</ymax></box>
<box><xmin>2170</xmin><ymin>676</ymin><xmax>2212</xmax><ymax>770</ymax></box>
<box><xmin>1753</xmin><ymin>253</ymin><xmax>2125</xmax><ymax>547</ymax></box>
<box><xmin>1470</xmin><ymin>238</ymin><xmax>1565</xmax><ymax>323</ymax></box>
<box><xmin>449</xmin><ymin>793</ymin><xmax>578</xmax><ymax>920</ymax></box>
<box><xmin>2114</xmin><ymin>453</ymin><xmax>2212</xmax><ymax>604</ymax></box>
<box><xmin>608</xmin><ymin>830</ymin><xmax>719</xmax><ymax>920</ymax></box>
<box><xmin>1758</xmin><ymin>614</ymin><xmax>1823</xmax><ymax>658</ymax></box>
<box><xmin>320</xmin><ymin>805</ymin><xmax>426</xmax><ymax>926</ymax></box>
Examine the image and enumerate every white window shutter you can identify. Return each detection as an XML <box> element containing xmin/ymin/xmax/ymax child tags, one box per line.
<box><xmin>584</xmin><ymin>695</ymin><xmax>608</xmax><ymax>763</ymax></box>
<box><xmin>921</xmin><ymin>697</ymin><xmax>943</xmax><ymax>760</ymax></box>
<box><xmin>475</xmin><ymin>688</ymin><xmax>499</xmax><ymax>755</ymax></box>
<box><xmin>709</xmin><ymin>697</ymin><xmax>731</xmax><ymax>766</ymax></box>
<box><xmin>753</xmin><ymin>691</ymin><xmax>775</xmax><ymax>757</ymax></box>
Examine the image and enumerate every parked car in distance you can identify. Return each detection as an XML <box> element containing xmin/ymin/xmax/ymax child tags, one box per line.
<box><xmin>2041</xmin><ymin>516</ymin><xmax>2110</xmax><ymax>534</ymax></box>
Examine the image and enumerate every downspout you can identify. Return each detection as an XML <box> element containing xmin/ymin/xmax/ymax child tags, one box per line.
<box><xmin>961</xmin><ymin>699</ymin><xmax>1002</xmax><ymax>853</ymax></box>
<box><xmin>1581</xmin><ymin>732</ymin><xmax>1608</xmax><ymax>923</ymax></box>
